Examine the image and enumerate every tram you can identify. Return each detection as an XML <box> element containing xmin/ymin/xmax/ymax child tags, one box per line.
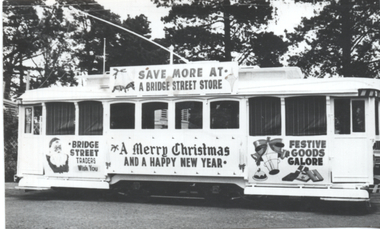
<box><xmin>15</xmin><ymin>61</ymin><xmax>379</xmax><ymax>205</ymax></box>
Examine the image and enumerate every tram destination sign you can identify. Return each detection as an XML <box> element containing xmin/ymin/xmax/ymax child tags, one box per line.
<box><xmin>110</xmin><ymin>62</ymin><xmax>239</xmax><ymax>96</ymax></box>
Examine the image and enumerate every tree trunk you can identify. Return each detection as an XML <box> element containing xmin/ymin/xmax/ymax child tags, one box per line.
<box><xmin>3</xmin><ymin>74</ymin><xmax>11</xmax><ymax>100</ymax></box>
<box><xmin>341</xmin><ymin>0</ymin><xmax>352</xmax><ymax>77</ymax></box>
<box><xmin>19</xmin><ymin>58</ymin><xmax>25</xmax><ymax>94</ymax></box>
<box><xmin>223</xmin><ymin>0</ymin><xmax>232</xmax><ymax>61</ymax></box>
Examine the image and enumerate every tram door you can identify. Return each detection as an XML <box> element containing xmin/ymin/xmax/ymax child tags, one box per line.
<box><xmin>331</xmin><ymin>98</ymin><xmax>372</xmax><ymax>183</ymax></box>
<box><xmin>18</xmin><ymin>106</ymin><xmax>44</xmax><ymax>175</ymax></box>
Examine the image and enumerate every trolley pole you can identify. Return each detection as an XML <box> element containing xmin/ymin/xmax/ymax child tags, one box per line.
<box><xmin>70</xmin><ymin>7</ymin><xmax>189</xmax><ymax>64</ymax></box>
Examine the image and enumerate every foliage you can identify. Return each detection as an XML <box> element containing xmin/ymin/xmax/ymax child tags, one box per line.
<box><xmin>3</xmin><ymin>0</ymin><xmax>44</xmax><ymax>98</ymax></box>
<box><xmin>152</xmin><ymin>0</ymin><xmax>288</xmax><ymax>66</ymax></box>
<box><xmin>287</xmin><ymin>0</ymin><xmax>380</xmax><ymax>78</ymax></box>
<box><xmin>246</xmin><ymin>32</ymin><xmax>289</xmax><ymax>67</ymax></box>
<box><xmin>3</xmin><ymin>0</ymin><xmax>169</xmax><ymax>99</ymax></box>
<box><xmin>62</xmin><ymin>0</ymin><xmax>169</xmax><ymax>74</ymax></box>
<box><xmin>3</xmin><ymin>104</ymin><xmax>18</xmax><ymax>182</ymax></box>
<box><xmin>106</xmin><ymin>15</ymin><xmax>170</xmax><ymax>67</ymax></box>
<box><xmin>31</xmin><ymin>4</ymin><xmax>78</xmax><ymax>89</ymax></box>
<box><xmin>62</xmin><ymin>0</ymin><xmax>122</xmax><ymax>74</ymax></box>
<box><xmin>3</xmin><ymin>0</ymin><xmax>78</xmax><ymax>99</ymax></box>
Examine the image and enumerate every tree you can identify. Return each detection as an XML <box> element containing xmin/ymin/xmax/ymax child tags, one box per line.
<box><xmin>3</xmin><ymin>0</ymin><xmax>170</xmax><ymax>100</ymax></box>
<box><xmin>64</xmin><ymin>0</ymin><xmax>169</xmax><ymax>74</ymax></box>
<box><xmin>246</xmin><ymin>32</ymin><xmax>289</xmax><ymax>67</ymax></box>
<box><xmin>30</xmin><ymin>4</ymin><xmax>78</xmax><ymax>89</ymax></box>
<box><xmin>3</xmin><ymin>0</ymin><xmax>78</xmax><ymax>99</ymax></box>
<box><xmin>152</xmin><ymin>0</ymin><xmax>288</xmax><ymax>66</ymax></box>
<box><xmin>287</xmin><ymin>0</ymin><xmax>380</xmax><ymax>78</ymax></box>
<box><xmin>63</xmin><ymin>0</ymin><xmax>123</xmax><ymax>74</ymax></box>
<box><xmin>3</xmin><ymin>102</ymin><xmax>18</xmax><ymax>182</ymax></box>
<box><xmin>106</xmin><ymin>15</ymin><xmax>170</xmax><ymax>67</ymax></box>
<box><xmin>3</xmin><ymin>0</ymin><xmax>44</xmax><ymax>98</ymax></box>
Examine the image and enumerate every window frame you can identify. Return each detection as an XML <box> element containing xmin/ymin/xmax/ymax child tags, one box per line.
<box><xmin>46</xmin><ymin>102</ymin><xmax>76</xmax><ymax>136</ymax></box>
<box><xmin>209</xmin><ymin>99</ymin><xmax>240</xmax><ymax>130</ymax></box>
<box><xmin>351</xmin><ymin>99</ymin><xmax>366</xmax><ymax>133</ymax></box>
<box><xmin>249</xmin><ymin>96</ymin><xmax>282</xmax><ymax>136</ymax></box>
<box><xmin>109</xmin><ymin>102</ymin><xmax>136</xmax><ymax>130</ymax></box>
<box><xmin>78</xmin><ymin>101</ymin><xmax>104</xmax><ymax>136</ymax></box>
<box><xmin>141</xmin><ymin>101</ymin><xmax>169</xmax><ymax>130</ymax></box>
<box><xmin>333</xmin><ymin>98</ymin><xmax>367</xmax><ymax>135</ymax></box>
<box><xmin>24</xmin><ymin>107</ymin><xmax>33</xmax><ymax>134</ymax></box>
<box><xmin>376</xmin><ymin>99</ymin><xmax>379</xmax><ymax>136</ymax></box>
<box><xmin>285</xmin><ymin>96</ymin><xmax>327</xmax><ymax>136</ymax></box>
<box><xmin>174</xmin><ymin>100</ymin><xmax>203</xmax><ymax>130</ymax></box>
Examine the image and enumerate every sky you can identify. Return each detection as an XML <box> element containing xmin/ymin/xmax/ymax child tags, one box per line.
<box><xmin>95</xmin><ymin>0</ymin><xmax>319</xmax><ymax>39</ymax></box>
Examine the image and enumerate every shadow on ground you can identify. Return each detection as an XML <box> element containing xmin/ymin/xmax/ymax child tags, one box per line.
<box><xmin>6</xmin><ymin>182</ymin><xmax>376</xmax><ymax>216</ymax></box>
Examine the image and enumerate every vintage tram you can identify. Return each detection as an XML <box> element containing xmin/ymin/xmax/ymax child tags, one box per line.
<box><xmin>15</xmin><ymin>61</ymin><xmax>379</xmax><ymax>206</ymax></box>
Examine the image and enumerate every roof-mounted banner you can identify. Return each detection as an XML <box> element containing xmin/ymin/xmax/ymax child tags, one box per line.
<box><xmin>110</xmin><ymin>62</ymin><xmax>239</xmax><ymax>96</ymax></box>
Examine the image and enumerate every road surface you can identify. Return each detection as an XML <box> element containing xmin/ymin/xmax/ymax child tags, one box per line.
<box><xmin>5</xmin><ymin>182</ymin><xmax>380</xmax><ymax>229</ymax></box>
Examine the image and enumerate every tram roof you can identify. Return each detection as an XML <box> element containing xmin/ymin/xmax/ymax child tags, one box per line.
<box><xmin>19</xmin><ymin>65</ymin><xmax>380</xmax><ymax>103</ymax></box>
<box><xmin>238</xmin><ymin>76</ymin><xmax>380</xmax><ymax>96</ymax></box>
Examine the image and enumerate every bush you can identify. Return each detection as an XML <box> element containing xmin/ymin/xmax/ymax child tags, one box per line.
<box><xmin>4</xmin><ymin>103</ymin><xmax>18</xmax><ymax>182</ymax></box>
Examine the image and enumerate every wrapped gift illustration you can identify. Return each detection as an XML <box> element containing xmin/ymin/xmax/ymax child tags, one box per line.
<box><xmin>282</xmin><ymin>166</ymin><xmax>324</xmax><ymax>183</ymax></box>
<box><xmin>296</xmin><ymin>167</ymin><xmax>311</xmax><ymax>182</ymax></box>
<box><xmin>307</xmin><ymin>169</ymin><xmax>324</xmax><ymax>182</ymax></box>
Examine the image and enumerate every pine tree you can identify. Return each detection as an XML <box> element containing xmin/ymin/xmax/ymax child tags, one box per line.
<box><xmin>152</xmin><ymin>0</ymin><xmax>288</xmax><ymax>66</ymax></box>
<box><xmin>287</xmin><ymin>0</ymin><xmax>380</xmax><ymax>78</ymax></box>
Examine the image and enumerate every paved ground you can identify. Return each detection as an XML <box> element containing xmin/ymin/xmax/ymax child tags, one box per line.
<box><xmin>5</xmin><ymin>182</ymin><xmax>380</xmax><ymax>228</ymax></box>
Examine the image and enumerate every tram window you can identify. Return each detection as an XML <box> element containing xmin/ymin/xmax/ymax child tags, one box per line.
<box><xmin>210</xmin><ymin>101</ymin><xmax>239</xmax><ymax>129</ymax></box>
<box><xmin>334</xmin><ymin>99</ymin><xmax>365</xmax><ymax>134</ymax></box>
<box><xmin>25</xmin><ymin>108</ymin><xmax>32</xmax><ymax>134</ymax></box>
<box><xmin>46</xmin><ymin>102</ymin><xmax>75</xmax><ymax>135</ymax></box>
<box><xmin>33</xmin><ymin>106</ymin><xmax>42</xmax><ymax>135</ymax></box>
<box><xmin>249</xmin><ymin>97</ymin><xmax>281</xmax><ymax>136</ymax></box>
<box><xmin>142</xmin><ymin>102</ymin><xmax>168</xmax><ymax>129</ymax></box>
<box><xmin>376</xmin><ymin>101</ymin><xmax>379</xmax><ymax>135</ymax></box>
<box><xmin>79</xmin><ymin>101</ymin><xmax>103</xmax><ymax>135</ymax></box>
<box><xmin>175</xmin><ymin>102</ymin><xmax>202</xmax><ymax>129</ymax></box>
<box><xmin>334</xmin><ymin>99</ymin><xmax>351</xmax><ymax>134</ymax></box>
<box><xmin>110</xmin><ymin>103</ymin><xmax>135</xmax><ymax>129</ymax></box>
<box><xmin>352</xmin><ymin>100</ymin><xmax>365</xmax><ymax>132</ymax></box>
<box><xmin>285</xmin><ymin>96</ymin><xmax>326</xmax><ymax>136</ymax></box>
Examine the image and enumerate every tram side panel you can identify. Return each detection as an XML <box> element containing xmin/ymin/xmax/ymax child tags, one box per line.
<box><xmin>44</xmin><ymin>136</ymin><xmax>107</xmax><ymax>177</ymax></box>
<box><xmin>16</xmin><ymin>102</ymin><xmax>109</xmax><ymax>189</ymax></box>
<box><xmin>107</xmin><ymin>130</ymin><xmax>246</xmax><ymax>179</ymax></box>
<box><xmin>244</xmin><ymin>96</ymin><xmax>373</xmax><ymax>201</ymax></box>
<box><xmin>246</xmin><ymin>136</ymin><xmax>329</xmax><ymax>185</ymax></box>
<box><xmin>17</xmin><ymin>135</ymin><xmax>109</xmax><ymax>189</ymax></box>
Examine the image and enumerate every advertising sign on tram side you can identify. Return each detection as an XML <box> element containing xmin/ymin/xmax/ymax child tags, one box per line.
<box><xmin>110</xmin><ymin>62</ymin><xmax>239</xmax><ymax>96</ymax></box>
<box><xmin>247</xmin><ymin>137</ymin><xmax>329</xmax><ymax>185</ymax></box>
<box><xmin>43</xmin><ymin>137</ymin><xmax>106</xmax><ymax>178</ymax></box>
<box><xmin>107</xmin><ymin>135</ymin><xmax>245</xmax><ymax>177</ymax></box>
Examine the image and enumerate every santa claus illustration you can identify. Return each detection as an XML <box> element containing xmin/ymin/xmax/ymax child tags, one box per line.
<box><xmin>46</xmin><ymin>138</ymin><xmax>69</xmax><ymax>173</ymax></box>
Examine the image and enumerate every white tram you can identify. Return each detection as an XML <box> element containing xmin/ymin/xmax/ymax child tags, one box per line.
<box><xmin>15</xmin><ymin>61</ymin><xmax>379</xmax><ymax>204</ymax></box>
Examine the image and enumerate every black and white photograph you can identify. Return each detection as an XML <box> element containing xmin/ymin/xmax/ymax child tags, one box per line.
<box><xmin>3</xmin><ymin>0</ymin><xmax>380</xmax><ymax>228</ymax></box>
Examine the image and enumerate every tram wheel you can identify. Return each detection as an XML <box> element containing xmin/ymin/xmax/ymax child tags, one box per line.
<box><xmin>347</xmin><ymin>200</ymin><xmax>373</xmax><ymax>215</ymax></box>
<box><xmin>361</xmin><ymin>201</ymin><xmax>373</xmax><ymax>214</ymax></box>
